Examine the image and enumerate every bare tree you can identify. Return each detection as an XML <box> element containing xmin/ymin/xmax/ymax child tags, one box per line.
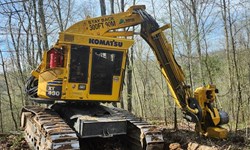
<box><xmin>180</xmin><ymin>0</ymin><xmax>206</xmax><ymax>84</ymax></box>
<box><xmin>171</xmin><ymin>1</ymin><xmax>194</xmax><ymax>88</ymax></box>
<box><xmin>0</xmin><ymin>93</ymin><xmax>3</xmax><ymax>132</ymax></box>
<box><xmin>132</xmin><ymin>67</ymin><xmax>144</xmax><ymax>118</ymax></box>
<box><xmin>50</xmin><ymin>0</ymin><xmax>63</xmax><ymax>31</ymax></box>
<box><xmin>228</xmin><ymin>9</ymin><xmax>243</xmax><ymax>132</ymax></box>
<box><xmin>219</xmin><ymin>0</ymin><xmax>249</xmax><ymax>131</ymax></box>
<box><xmin>126</xmin><ymin>0</ymin><xmax>136</xmax><ymax>113</ymax></box>
<box><xmin>99</xmin><ymin>0</ymin><xmax>106</xmax><ymax>16</ymax></box>
<box><xmin>121</xmin><ymin>0</ymin><xmax>124</xmax><ymax>12</ymax></box>
<box><xmin>220</xmin><ymin>0</ymin><xmax>235</xmax><ymax>119</ymax></box>
<box><xmin>168</xmin><ymin>0</ymin><xmax>178</xmax><ymax>130</ymax></box>
<box><xmin>49</xmin><ymin>0</ymin><xmax>73</xmax><ymax>32</ymax></box>
<box><xmin>0</xmin><ymin>50</ymin><xmax>18</xmax><ymax>130</ymax></box>
<box><xmin>32</xmin><ymin>0</ymin><xmax>42</xmax><ymax>61</ymax></box>
<box><xmin>110</xmin><ymin>0</ymin><xmax>114</xmax><ymax>14</ymax></box>
<box><xmin>38</xmin><ymin>0</ymin><xmax>49</xmax><ymax>50</ymax></box>
<box><xmin>8</xmin><ymin>13</ymin><xmax>26</xmax><ymax>86</ymax></box>
<box><xmin>119</xmin><ymin>0</ymin><xmax>125</xmax><ymax>109</ymax></box>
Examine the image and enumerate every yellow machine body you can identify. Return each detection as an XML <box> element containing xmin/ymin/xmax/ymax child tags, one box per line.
<box><xmin>27</xmin><ymin>5</ymin><xmax>229</xmax><ymax>139</ymax></box>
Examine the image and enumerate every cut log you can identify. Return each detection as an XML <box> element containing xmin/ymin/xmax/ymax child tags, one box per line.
<box><xmin>188</xmin><ymin>142</ymin><xmax>218</xmax><ymax>150</ymax></box>
<box><xmin>169</xmin><ymin>143</ymin><xmax>183</xmax><ymax>150</ymax></box>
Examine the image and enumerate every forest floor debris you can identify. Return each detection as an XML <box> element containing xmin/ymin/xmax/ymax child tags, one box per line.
<box><xmin>162</xmin><ymin>128</ymin><xmax>250</xmax><ymax>150</ymax></box>
<box><xmin>0</xmin><ymin>126</ymin><xmax>249</xmax><ymax>150</ymax></box>
<box><xmin>0</xmin><ymin>133</ymin><xmax>29</xmax><ymax>150</ymax></box>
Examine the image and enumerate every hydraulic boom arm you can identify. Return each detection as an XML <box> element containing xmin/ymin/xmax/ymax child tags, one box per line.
<box><xmin>77</xmin><ymin>5</ymin><xmax>230</xmax><ymax>138</ymax></box>
<box><xmin>62</xmin><ymin>5</ymin><xmax>196</xmax><ymax>112</ymax></box>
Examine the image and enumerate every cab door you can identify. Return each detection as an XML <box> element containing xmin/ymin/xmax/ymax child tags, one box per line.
<box><xmin>90</xmin><ymin>49</ymin><xmax>123</xmax><ymax>95</ymax></box>
<box><xmin>64</xmin><ymin>44</ymin><xmax>90</xmax><ymax>100</ymax></box>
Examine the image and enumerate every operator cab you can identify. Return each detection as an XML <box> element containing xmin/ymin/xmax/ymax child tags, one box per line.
<box><xmin>68</xmin><ymin>45</ymin><xmax>123</xmax><ymax>95</ymax></box>
<box><xmin>36</xmin><ymin>33</ymin><xmax>134</xmax><ymax>102</ymax></box>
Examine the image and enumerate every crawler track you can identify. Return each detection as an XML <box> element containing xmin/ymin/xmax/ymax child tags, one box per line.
<box><xmin>21</xmin><ymin>105</ymin><xmax>164</xmax><ymax>150</ymax></box>
<box><xmin>111</xmin><ymin>107</ymin><xmax>164</xmax><ymax>150</ymax></box>
<box><xmin>21</xmin><ymin>106</ymin><xmax>80</xmax><ymax>150</ymax></box>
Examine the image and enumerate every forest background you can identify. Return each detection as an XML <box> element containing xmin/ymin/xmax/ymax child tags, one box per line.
<box><xmin>0</xmin><ymin>0</ymin><xmax>249</xmax><ymax>140</ymax></box>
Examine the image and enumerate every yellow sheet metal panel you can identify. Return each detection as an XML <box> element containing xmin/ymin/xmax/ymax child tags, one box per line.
<box><xmin>37</xmin><ymin>68</ymin><xmax>65</xmax><ymax>98</ymax></box>
<box><xmin>63</xmin><ymin>5</ymin><xmax>144</xmax><ymax>36</ymax></box>
<box><xmin>59</xmin><ymin>33</ymin><xmax>134</xmax><ymax>50</ymax></box>
<box><xmin>206</xmin><ymin>127</ymin><xmax>228</xmax><ymax>139</ymax></box>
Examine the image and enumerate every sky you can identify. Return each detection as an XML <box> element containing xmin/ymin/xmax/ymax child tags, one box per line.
<box><xmin>0</xmin><ymin>0</ymin><xmax>248</xmax><ymax>61</ymax></box>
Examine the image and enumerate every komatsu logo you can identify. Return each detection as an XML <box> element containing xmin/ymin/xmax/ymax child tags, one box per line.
<box><xmin>89</xmin><ymin>38</ymin><xmax>123</xmax><ymax>47</ymax></box>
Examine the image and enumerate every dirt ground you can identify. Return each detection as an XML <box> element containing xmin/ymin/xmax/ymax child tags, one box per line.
<box><xmin>161</xmin><ymin>122</ymin><xmax>250</xmax><ymax>150</ymax></box>
<box><xmin>0</xmin><ymin>127</ymin><xmax>249</xmax><ymax>150</ymax></box>
<box><xmin>0</xmin><ymin>133</ymin><xmax>29</xmax><ymax>150</ymax></box>
<box><xmin>162</xmin><ymin>128</ymin><xmax>249</xmax><ymax>150</ymax></box>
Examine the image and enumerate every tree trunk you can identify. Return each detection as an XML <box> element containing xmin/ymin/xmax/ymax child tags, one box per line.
<box><xmin>201</xmin><ymin>21</ymin><xmax>213</xmax><ymax>83</ymax></box>
<box><xmin>133</xmin><ymin>69</ymin><xmax>144</xmax><ymax>118</ymax></box>
<box><xmin>119</xmin><ymin>0</ymin><xmax>125</xmax><ymax>109</ymax></box>
<box><xmin>127</xmin><ymin>45</ymin><xmax>133</xmax><ymax>112</ymax></box>
<box><xmin>50</xmin><ymin>0</ymin><xmax>65</xmax><ymax>32</ymax></box>
<box><xmin>221</xmin><ymin>0</ymin><xmax>235</xmax><ymax>120</ymax></box>
<box><xmin>0</xmin><ymin>50</ymin><xmax>18</xmax><ymax>130</ymax></box>
<box><xmin>168</xmin><ymin>0</ymin><xmax>178</xmax><ymax>130</ymax></box>
<box><xmin>38</xmin><ymin>0</ymin><xmax>49</xmax><ymax>50</ymax></box>
<box><xmin>120</xmin><ymin>0</ymin><xmax>134</xmax><ymax>112</ymax></box>
<box><xmin>150</xmin><ymin>0</ymin><xmax>156</xmax><ymax>19</ymax></box>
<box><xmin>32</xmin><ymin>0</ymin><xmax>42</xmax><ymax>62</ymax></box>
<box><xmin>227</xmin><ymin>0</ymin><xmax>243</xmax><ymax>132</ymax></box>
<box><xmin>56</xmin><ymin>0</ymin><xmax>63</xmax><ymax>31</ymax></box>
<box><xmin>110</xmin><ymin>0</ymin><xmax>114</xmax><ymax>14</ymax></box>
<box><xmin>8</xmin><ymin>14</ymin><xmax>26</xmax><ymax>86</ymax></box>
<box><xmin>99</xmin><ymin>0</ymin><xmax>106</xmax><ymax>15</ymax></box>
<box><xmin>121</xmin><ymin>0</ymin><xmax>124</xmax><ymax>12</ymax></box>
<box><xmin>127</xmin><ymin>0</ymin><xmax>136</xmax><ymax>110</ymax></box>
<box><xmin>186</xmin><ymin>34</ymin><xmax>193</xmax><ymax>89</ymax></box>
<box><xmin>0</xmin><ymin>93</ymin><xmax>3</xmax><ymax>132</ymax></box>
<box><xmin>161</xmin><ymin>75</ymin><xmax>167</xmax><ymax>126</ymax></box>
<box><xmin>21</xmin><ymin>1</ymin><xmax>33</xmax><ymax>67</ymax></box>
<box><xmin>190</xmin><ymin>0</ymin><xmax>205</xmax><ymax>84</ymax></box>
